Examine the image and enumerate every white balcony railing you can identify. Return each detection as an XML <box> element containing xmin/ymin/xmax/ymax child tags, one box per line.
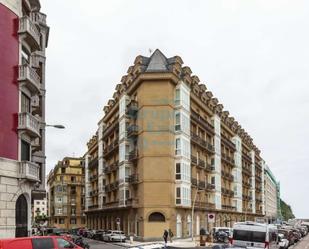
<box><xmin>19</xmin><ymin>161</ymin><xmax>40</xmax><ymax>182</ymax></box>
<box><xmin>18</xmin><ymin>16</ymin><xmax>41</xmax><ymax>48</ymax></box>
<box><xmin>19</xmin><ymin>64</ymin><xmax>41</xmax><ymax>93</ymax></box>
<box><xmin>18</xmin><ymin>112</ymin><xmax>41</xmax><ymax>137</ymax></box>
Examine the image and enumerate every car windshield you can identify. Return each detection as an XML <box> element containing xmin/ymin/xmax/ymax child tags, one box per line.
<box><xmin>233</xmin><ymin>229</ymin><xmax>266</xmax><ymax>243</ymax></box>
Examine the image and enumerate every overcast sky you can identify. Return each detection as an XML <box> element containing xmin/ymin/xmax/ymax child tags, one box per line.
<box><xmin>41</xmin><ymin>0</ymin><xmax>309</xmax><ymax>218</ymax></box>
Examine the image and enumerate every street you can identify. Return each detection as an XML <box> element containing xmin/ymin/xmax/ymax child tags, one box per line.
<box><xmin>85</xmin><ymin>238</ymin><xmax>122</xmax><ymax>249</ymax></box>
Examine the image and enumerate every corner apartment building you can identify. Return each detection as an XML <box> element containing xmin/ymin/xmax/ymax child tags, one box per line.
<box><xmin>47</xmin><ymin>157</ymin><xmax>86</xmax><ymax>230</ymax></box>
<box><xmin>264</xmin><ymin>165</ymin><xmax>280</xmax><ymax>223</ymax></box>
<box><xmin>0</xmin><ymin>0</ymin><xmax>49</xmax><ymax>238</ymax></box>
<box><xmin>84</xmin><ymin>49</ymin><xmax>267</xmax><ymax>240</ymax></box>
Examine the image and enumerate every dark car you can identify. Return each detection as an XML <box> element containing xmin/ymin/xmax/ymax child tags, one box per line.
<box><xmin>278</xmin><ymin>229</ymin><xmax>296</xmax><ymax>245</ymax></box>
<box><xmin>92</xmin><ymin>230</ymin><xmax>105</xmax><ymax>241</ymax></box>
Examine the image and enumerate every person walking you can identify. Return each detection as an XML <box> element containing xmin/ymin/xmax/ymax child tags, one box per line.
<box><xmin>163</xmin><ymin>229</ymin><xmax>168</xmax><ymax>248</ymax></box>
<box><xmin>168</xmin><ymin>229</ymin><xmax>174</xmax><ymax>243</ymax></box>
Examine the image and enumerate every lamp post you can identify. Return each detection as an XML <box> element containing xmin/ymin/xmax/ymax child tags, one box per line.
<box><xmin>45</xmin><ymin>124</ymin><xmax>65</xmax><ymax>129</ymax></box>
<box><xmin>191</xmin><ymin>189</ymin><xmax>203</xmax><ymax>241</ymax></box>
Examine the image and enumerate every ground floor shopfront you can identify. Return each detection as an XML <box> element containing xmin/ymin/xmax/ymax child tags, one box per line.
<box><xmin>86</xmin><ymin>206</ymin><xmax>264</xmax><ymax>241</ymax></box>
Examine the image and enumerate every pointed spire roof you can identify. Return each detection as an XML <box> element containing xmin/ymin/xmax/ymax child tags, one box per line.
<box><xmin>145</xmin><ymin>49</ymin><xmax>169</xmax><ymax>72</ymax></box>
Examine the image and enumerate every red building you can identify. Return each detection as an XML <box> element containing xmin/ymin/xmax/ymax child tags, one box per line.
<box><xmin>0</xmin><ymin>0</ymin><xmax>49</xmax><ymax>238</ymax></box>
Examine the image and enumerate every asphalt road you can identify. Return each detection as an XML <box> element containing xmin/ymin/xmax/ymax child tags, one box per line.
<box><xmin>85</xmin><ymin>238</ymin><xmax>123</xmax><ymax>249</ymax></box>
<box><xmin>290</xmin><ymin>234</ymin><xmax>309</xmax><ymax>249</ymax></box>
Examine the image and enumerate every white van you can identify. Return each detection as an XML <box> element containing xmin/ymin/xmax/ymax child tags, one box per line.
<box><xmin>231</xmin><ymin>222</ymin><xmax>279</xmax><ymax>249</ymax></box>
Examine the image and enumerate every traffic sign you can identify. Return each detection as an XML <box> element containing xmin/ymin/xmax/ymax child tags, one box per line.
<box><xmin>208</xmin><ymin>213</ymin><xmax>215</xmax><ymax>223</ymax></box>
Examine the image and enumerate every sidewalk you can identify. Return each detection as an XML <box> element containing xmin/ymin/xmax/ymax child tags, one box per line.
<box><xmin>113</xmin><ymin>237</ymin><xmax>217</xmax><ymax>248</ymax></box>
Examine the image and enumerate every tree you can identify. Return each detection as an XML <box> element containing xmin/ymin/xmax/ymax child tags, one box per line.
<box><xmin>280</xmin><ymin>198</ymin><xmax>295</xmax><ymax>221</ymax></box>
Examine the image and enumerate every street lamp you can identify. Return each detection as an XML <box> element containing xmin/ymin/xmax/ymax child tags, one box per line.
<box><xmin>45</xmin><ymin>124</ymin><xmax>65</xmax><ymax>129</ymax></box>
<box><xmin>191</xmin><ymin>189</ymin><xmax>203</xmax><ymax>241</ymax></box>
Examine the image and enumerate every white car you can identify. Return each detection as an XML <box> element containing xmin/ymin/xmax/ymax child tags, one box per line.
<box><xmin>103</xmin><ymin>230</ymin><xmax>126</xmax><ymax>242</ymax></box>
<box><xmin>231</xmin><ymin>221</ymin><xmax>279</xmax><ymax>249</ymax></box>
<box><xmin>278</xmin><ymin>233</ymin><xmax>289</xmax><ymax>249</ymax></box>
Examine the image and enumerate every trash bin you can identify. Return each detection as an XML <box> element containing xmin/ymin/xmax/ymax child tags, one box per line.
<box><xmin>200</xmin><ymin>228</ymin><xmax>207</xmax><ymax>246</ymax></box>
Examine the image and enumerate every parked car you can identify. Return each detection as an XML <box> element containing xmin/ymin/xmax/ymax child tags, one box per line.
<box><xmin>212</xmin><ymin>227</ymin><xmax>233</xmax><ymax>236</ymax></box>
<box><xmin>103</xmin><ymin>230</ymin><xmax>126</xmax><ymax>242</ymax></box>
<box><xmin>0</xmin><ymin>236</ymin><xmax>82</xmax><ymax>249</ymax></box>
<box><xmin>291</xmin><ymin>229</ymin><xmax>302</xmax><ymax>242</ymax></box>
<box><xmin>231</xmin><ymin>222</ymin><xmax>279</xmax><ymax>249</ymax></box>
<box><xmin>92</xmin><ymin>230</ymin><xmax>105</xmax><ymax>241</ymax></box>
<box><xmin>278</xmin><ymin>229</ymin><xmax>295</xmax><ymax>246</ymax></box>
<box><xmin>278</xmin><ymin>233</ymin><xmax>289</xmax><ymax>249</ymax></box>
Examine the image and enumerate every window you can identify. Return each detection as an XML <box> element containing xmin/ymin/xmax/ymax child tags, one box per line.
<box><xmin>175</xmin><ymin>138</ymin><xmax>181</xmax><ymax>155</ymax></box>
<box><xmin>70</xmin><ymin>218</ymin><xmax>76</xmax><ymax>224</ymax></box>
<box><xmin>36</xmin><ymin>201</ymin><xmax>40</xmax><ymax>205</ymax></box>
<box><xmin>148</xmin><ymin>212</ymin><xmax>166</xmax><ymax>222</ymax></box>
<box><xmin>176</xmin><ymin>163</ymin><xmax>181</xmax><ymax>180</ymax></box>
<box><xmin>56</xmin><ymin>208</ymin><xmax>62</xmax><ymax>214</ymax></box>
<box><xmin>176</xmin><ymin>187</ymin><xmax>181</xmax><ymax>204</ymax></box>
<box><xmin>21</xmin><ymin>46</ymin><xmax>30</xmax><ymax>64</ymax></box>
<box><xmin>61</xmin><ymin>167</ymin><xmax>65</xmax><ymax>174</ymax></box>
<box><xmin>119</xmin><ymin>143</ymin><xmax>125</xmax><ymax>162</ymax></box>
<box><xmin>59</xmin><ymin>218</ymin><xmax>65</xmax><ymax>224</ymax></box>
<box><xmin>71</xmin><ymin>176</ymin><xmax>76</xmax><ymax>182</ymax></box>
<box><xmin>21</xmin><ymin>93</ymin><xmax>31</xmax><ymax>113</ymax></box>
<box><xmin>56</xmin><ymin>238</ymin><xmax>74</xmax><ymax>249</ymax></box>
<box><xmin>175</xmin><ymin>112</ymin><xmax>181</xmax><ymax>131</ymax></box>
<box><xmin>175</xmin><ymin>162</ymin><xmax>190</xmax><ymax>181</ymax></box>
<box><xmin>125</xmin><ymin>189</ymin><xmax>130</xmax><ymax>199</ymax></box>
<box><xmin>32</xmin><ymin>238</ymin><xmax>54</xmax><ymax>249</ymax></box>
<box><xmin>71</xmin><ymin>207</ymin><xmax>76</xmax><ymax>215</ymax></box>
<box><xmin>21</xmin><ymin>140</ymin><xmax>30</xmax><ymax>161</ymax></box>
<box><xmin>175</xmin><ymin>89</ymin><xmax>180</xmax><ymax>106</ymax></box>
<box><xmin>56</xmin><ymin>197</ymin><xmax>63</xmax><ymax>203</ymax></box>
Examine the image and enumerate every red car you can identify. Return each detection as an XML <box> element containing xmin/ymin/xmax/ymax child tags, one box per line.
<box><xmin>0</xmin><ymin>236</ymin><xmax>82</xmax><ymax>249</ymax></box>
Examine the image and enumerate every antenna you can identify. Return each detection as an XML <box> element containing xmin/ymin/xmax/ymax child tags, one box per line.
<box><xmin>148</xmin><ymin>48</ymin><xmax>153</xmax><ymax>55</ymax></box>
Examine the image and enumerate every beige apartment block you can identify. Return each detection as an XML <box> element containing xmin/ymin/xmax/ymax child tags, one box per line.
<box><xmin>84</xmin><ymin>49</ymin><xmax>270</xmax><ymax>240</ymax></box>
<box><xmin>47</xmin><ymin>157</ymin><xmax>86</xmax><ymax>230</ymax></box>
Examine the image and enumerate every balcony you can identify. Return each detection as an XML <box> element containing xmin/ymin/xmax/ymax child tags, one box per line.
<box><xmin>222</xmin><ymin>205</ymin><xmax>236</xmax><ymax>211</ymax></box>
<box><xmin>88</xmin><ymin>157</ymin><xmax>98</xmax><ymax>169</ymax></box>
<box><xmin>206</xmin><ymin>163</ymin><xmax>215</xmax><ymax>172</ymax></box>
<box><xmin>221</xmin><ymin>188</ymin><xmax>234</xmax><ymax>197</ymax></box>
<box><xmin>18</xmin><ymin>112</ymin><xmax>41</xmax><ymax>137</ymax></box>
<box><xmin>128</xmin><ymin>150</ymin><xmax>138</xmax><ymax>161</ymax></box>
<box><xmin>18</xmin><ymin>64</ymin><xmax>41</xmax><ymax>94</ymax></box>
<box><xmin>242</xmin><ymin>181</ymin><xmax>251</xmax><ymax>188</ymax></box>
<box><xmin>206</xmin><ymin>183</ymin><xmax>215</xmax><ymax>191</ymax></box>
<box><xmin>126</xmin><ymin>100</ymin><xmax>138</xmax><ymax>117</ymax></box>
<box><xmin>89</xmin><ymin>174</ymin><xmax>98</xmax><ymax>182</ymax></box>
<box><xmin>129</xmin><ymin>174</ymin><xmax>139</xmax><ymax>184</ymax></box>
<box><xmin>242</xmin><ymin>153</ymin><xmax>252</xmax><ymax>163</ymax></box>
<box><xmin>221</xmin><ymin>153</ymin><xmax>235</xmax><ymax>167</ymax></box>
<box><xmin>191</xmin><ymin>155</ymin><xmax>197</xmax><ymax>165</ymax></box>
<box><xmin>198</xmin><ymin>181</ymin><xmax>206</xmax><ymax>190</ymax></box>
<box><xmin>103</xmin><ymin>119</ymin><xmax>119</xmax><ymax>139</ymax></box>
<box><xmin>19</xmin><ymin>161</ymin><xmax>40</xmax><ymax>182</ymax></box>
<box><xmin>191</xmin><ymin>178</ymin><xmax>198</xmax><ymax>187</ymax></box>
<box><xmin>88</xmin><ymin>204</ymin><xmax>99</xmax><ymax>210</ymax></box>
<box><xmin>18</xmin><ymin>16</ymin><xmax>40</xmax><ymax>51</ymax></box>
<box><xmin>221</xmin><ymin>135</ymin><xmax>236</xmax><ymax>151</ymax></box>
<box><xmin>221</xmin><ymin>171</ymin><xmax>234</xmax><ymax>182</ymax></box>
<box><xmin>255</xmin><ymin>175</ymin><xmax>262</xmax><ymax>182</ymax></box>
<box><xmin>190</xmin><ymin>111</ymin><xmax>215</xmax><ymax>135</ymax></box>
<box><xmin>103</xmin><ymin>140</ymin><xmax>119</xmax><ymax>157</ymax></box>
<box><xmin>30</xmin><ymin>11</ymin><xmax>47</xmax><ymax>25</ymax></box>
<box><xmin>190</xmin><ymin>132</ymin><xmax>215</xmax><ymax>154</ymax></box>
<box><xmin>197</xmin><ymin>159</ymin><xmax>206</xmax><ymax>169</ymax></box>
<box><xmin>242</xmin><ymin>167</ymin><xmax>252</xmax><ymax>176</ymax></box>
<box><xmin>126</xmin><ymin>198</ymin><xmax>139</xmax><ymax>207</ymax></box>
<box><xmin>194</xmin><ymin>201</ymin><xmax>215</xmax><ymax>210</ymax></box>
<box><xmin>127</xmin><ymin>125</ymin><xmax>138</xmax><ymax>137</ymax></box>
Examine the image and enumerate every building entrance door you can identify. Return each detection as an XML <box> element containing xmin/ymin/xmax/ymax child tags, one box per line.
<box><xmin>15</xmin><ymin>194</ymin><xmax>28</xmax><ymax>237</ymax></box>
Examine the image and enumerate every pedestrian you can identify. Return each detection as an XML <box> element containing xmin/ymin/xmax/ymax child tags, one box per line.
<box><xmin>168</xmin><ymin>229</ymin><xmax>174</xmax><ymax>243</ymax></box>
<box><xmin>163</xmin><ymin>229</ymin><xmax>168</xmax><ymax>248</ymax></box>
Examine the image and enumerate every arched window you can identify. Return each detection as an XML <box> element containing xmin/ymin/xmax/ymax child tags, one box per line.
<box><xmin>148</xmin><ymin>212</ymin><xmax>165</xmax><ymax>222</ymax></box>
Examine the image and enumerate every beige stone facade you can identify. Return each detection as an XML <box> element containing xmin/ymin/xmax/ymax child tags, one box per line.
<box><xmin>85</xmin><ymin>50</ymin><xmax>269</xmax><ymax>240</ymax></box>
<box><xmin>47</xmin><ymin>157</ymin><xmax>86</xmax><ymax>230</ymax></box>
